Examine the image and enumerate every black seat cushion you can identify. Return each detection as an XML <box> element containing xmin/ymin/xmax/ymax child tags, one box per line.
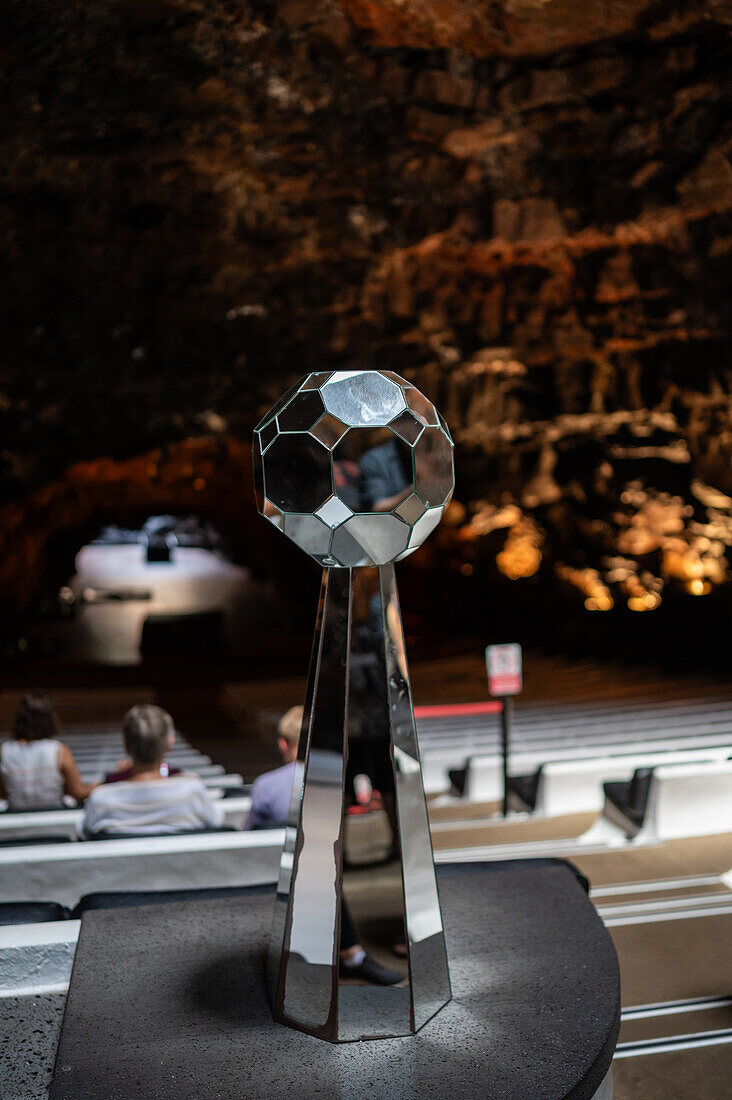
<box><xmin>448</xmin><ymin>766</ymin><xmax>467</xmax><ymax>796</ymax></box>
<box><xmin>508</xmin><ymin>768</ymin><xmax>542</xmax><ymax>811</ymax></box>
<box><xmin>71</xmin><ymin>883</ymin><xmax>276</xmax><ymax>919</ymax></box>
<box><xmin>0</xmin><ymin>901</ymin><xmax>71</xmax><ymax>924</ymax></box>
<box><xmin>628</xmin><ymin>767</ymin><xmax>654</xmax><ymax>821</ymax></box>
<box><xmin>222</xmin><ymin>785</ymin><xmax>251</xmax><ymax>799</ymax></box>
<box><xmin>604</xmin><ymin>767</ymin><xmax>654</xmax><ymax>828</ymax></box>
<box><xmin>0</xmin><ymin>834</ymin><xmax>73</xmax><ymax>847</ymax></box>
<box><xmin>85</xmin><ymin>825</ymin><xmax>238</xmax><ymax>841</ymax></box>
<box><xmin>603</xmin><ymin>778</ymin><xmax>631</xmax><ymax>811</ymax></box>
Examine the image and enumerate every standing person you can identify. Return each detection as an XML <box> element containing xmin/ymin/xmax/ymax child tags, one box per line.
<box><xmin>0</xmin><ymin>692</ymin><xmax>95</xmax><ymax>811</ymax></box>
<box><xmin>244</xmin><ymin>706</ymin><xmax>302</xmax><ymax>830</ymax></box>
<box><xmin>80</xmin><ymin>704</ymin><xmax>223</xmax><ymax>838</ymax></box>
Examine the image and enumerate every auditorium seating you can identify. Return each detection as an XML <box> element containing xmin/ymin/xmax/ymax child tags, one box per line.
<box><xmin>0</xmin><ymin>902</ymin><xmax>69</xmax><ymax>925</ymax></box>
<box><xmin>417</xmin><ymin>692</ymin><xmax>732</xmax><ymax>794</ymax></box>
<box><xmin>0</xmin><ymin>794</ymin><xmax>252</xmax><ymax>841</ymax></box>
<box><xmin>600</xmin><ymin>760</ymin><xmax>732</xmax><ymax>842</ymax></box>
<box><xmin>503</xmin><ymin>748</ymin><xmax>731</xmax><ymax>816</ymax></box>
<box><xmin>0</xmin><ymin>722</ymin><xmax>242</xmax><ymax>804</ymax></box>
<box><xmin>0</xmin><ymin>828</ymin><xmax>284</xmax><ymax>906</ymax></box>
<box><xmin>0</xmin><ymin>834</ymin><xmax>73</xmax><ymax>847</ymax></box>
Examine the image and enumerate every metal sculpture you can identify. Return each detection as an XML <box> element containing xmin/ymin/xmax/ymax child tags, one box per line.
<box><xmin>254</xmin><ymin>369</ymin><xmax>453</xmax><ymax>1042</ymax></box>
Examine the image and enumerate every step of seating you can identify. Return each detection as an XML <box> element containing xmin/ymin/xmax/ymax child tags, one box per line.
<box><xmin>76</xmin><ymin>761</ymin><xmax>224</xmax><ymax>782</ymax></box>
<box><xmin>0</xmin><ymin>835</ymin><xmax>73</xmax><ymax>847</ymax></box>
<box><xmin>0</xmin><ymin>771</ymin><xmax>245</xmax><ymax>814</ymax></box>
<box><xmin>505</xmin><ymin>749</ymin><xmax>731</xmax><ymax>817</ymax></box>
<box><xmin>0</xmin><ymin>902</ymin><xmax>70</xmax><ymax>925</ymax></box>
<box><xmin>0</xmin><ymin>796</ymin><xmax>252</xmax><ymax>841</ymax></box>
<box><xmin>423</xmin><ymin>732</ymin><xmax>732</xmax><ymax>796</ymax></box>
<box><xmin>0</xmin><ymin>828</ymin><xmax>284</xmax><ymax>907</ymax></box>
<box><xmin>416</xmin><ymin>698</ymin><xmax>732</xmax><ymax>747</ymax></box>
<box><xmin>600</xmin><ymin>761</ymin><xmax>732</xmax><ymax>842</ymax></box>
<box><xmin>0</xmin><ymin>918</ymin><xmax>79</xmax><ymax>996</ymax></box>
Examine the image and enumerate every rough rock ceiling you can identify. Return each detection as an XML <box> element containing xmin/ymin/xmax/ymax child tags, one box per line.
<box><xmin>1</xmin><ymin>0</ymin><xmax>731</xmax><ymax>621</ymax></box>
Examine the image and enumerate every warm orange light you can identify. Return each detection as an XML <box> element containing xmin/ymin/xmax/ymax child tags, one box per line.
<box><xmin>686</xmin><ymin>578</ymin><xmax>711</xmax><ymax>596</ymax></box>
<box><xmin>496</xmin><ymin>519</ymin><xmax>543</xmax><ymax>580</ymax></box>
<box><xmin>460</xmin><ymin>562</ymin><xmax>474</xmax><ymax>576</ymax></box>
<box><xmin>193</xmin><ymin>478</ymin><xmax>207</xmax><ymax>491</ymax></box>
<box><xmin>585</xmin><ymin>595</ymin><xmax>613</xmax><ymax>611</ymax></box>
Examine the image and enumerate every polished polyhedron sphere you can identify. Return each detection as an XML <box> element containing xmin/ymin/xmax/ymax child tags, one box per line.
<box><xmin>253</xmin><ymin>370</ymin><xmax>454</xmax><ymax>567</ymax></box>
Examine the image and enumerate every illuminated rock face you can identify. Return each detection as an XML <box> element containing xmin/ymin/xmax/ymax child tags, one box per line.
<box><xmin>1</xmin><ymin>0</ymin><xmax>731</xmax><ymax>618</ymax></box>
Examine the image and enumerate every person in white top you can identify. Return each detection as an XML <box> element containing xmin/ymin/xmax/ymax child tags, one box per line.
<box><xmin>0</xmin><ymin>693</ymin><xmax>95</xmax><ymax>811</ymax></box>
<box><xmin>81</xmin><ymin>704</ymin><xmax>223</xmax><ymax>838</ymax></box>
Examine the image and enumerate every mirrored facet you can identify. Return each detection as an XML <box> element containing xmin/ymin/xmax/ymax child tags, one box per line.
<box><xmin>253</xmin><ymin>442</ymin><xmax>265</xmax><ymax>512</ymax></box>
<box><xmin>264</xmin><ymin>433</ymin><xmax>333</xmax><ymax>514</ymax></box>
<box><xmin>437</xmin><ymin>410</ymin><xmax>453</xmax><ymax>444</ymax></box>
<box><xmin>388</xmin><ymin>410</ymin><xmax>424</xmax><ymax>446</ymax></box>
<box><xmin>300</xmin><ymin>371</ymin><xmax>335</xmax><ymax>390</ymax></box>
<box><xmin>381</xmin><ymin>369</ymin><xmax>410</xmax><ymax>388</ymax></box>
<box><xmin>341</xmin><ymin>513</ymin><xmax>410</xmax><ymax>565</ymax></box>
<box><xmin>315</xmin><ymin>494</ymin><xmax>354</xmax><ymax>528</ymax></box>
<box><xmin>263</xmin><ymin>500</ymin><xmax>285</xmax><ymax>529</ymax></box>
<box><xmin>333</xmin><ymin>429</ymin><xmax>413</xmax><ymax>514</ymax></box>
<box><xmin>274</xmin><ymin>569</ymin><xmax>350</xmax><ymax>1040</ymax></box>
<box><xmin>309</xmin><ymin>413</ymin><xmax>349</xmax><ymax>449</ymax></box>
<box><xmin>378</xmin><ymin>565</ymin><xmax>451</xmax><ymax>1029</ymax></box>
<box><xmin>395</xmin><ymin>492</ymin><xmax>427</xmax><ymax>525</ymax></box>
<box><xmin>259</xmin><ymin>417</ymin><xmax>279</xmax><ymax>452</ymax></box>
<box><xmin>283</xmin><ymin>514</ymin><xmax>332</xmax><ymax>556</ymax></box>
<box><xmin>255</xmin><ymin>379</ymin><xmax>303</xmax><ymax>430</ymax></box>
<box><xmin>330</xmin><ymin>524</ymin><xmax>370</xmax><ymax>568</ymax></box>
<box><xmin>322</xmin><ymin>371</ymin><xmax>406</xmax><ymax>427</ymax></box>
<box><xmin>407</xmin><ymin>506</ymin><xmax>442</xmax><ymax>549</ymax></box>
<box><xmin>414</xmin><ymin>427</ymin><xmax>454</xmax><ymax>508</ymax></box>
<box><xmin>405</xmin><ymin>388</ymin><xmax>440</xmax><ymax>427</ymax></box>
<box><xmin>277</xmin><ymin>390</ymin><xmax>325</xmax><ymax>433</ymax></box>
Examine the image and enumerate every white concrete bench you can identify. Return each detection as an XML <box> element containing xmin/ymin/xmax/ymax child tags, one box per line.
<box><xmin>0</xmin><ymin>920</ymin><xmax>79</xmax><ymax>995</ymax></box>
<box><xmin>77</xmin><ymin>761</ymin><xmax>224</xmax><ymax>782</ymax></box>
<box><xmin>583</xmin><ymin>759</ymin><xmax>732</xmax><ymax>845</ymax></box>
<box><xmin>0</xmin><ymin>771</ymin><xmax>246</xmax><ymax>814</ymax></box>
<box><xmin>521</xmin><ymin>748</ymin><xmax>731</xmax><ymax>816</ymax></box>
<box><xmin>0</xmin><ymin>829</ymin><xmax>284</xmax><ymax>907</ymax></box>
<box><xmin>442</xmin><ymin>739</ymin><xmax>732</xmax><ymax>802</ymax></box>
<box><xmin>637</xmin><ymin>760</ymin><xmax>732</xmax><ymax>841</ymax></box>
<box><xmin>0</xmin><ymin>796</ymin><xmax>252</xmax><ymax>841</ymax></box>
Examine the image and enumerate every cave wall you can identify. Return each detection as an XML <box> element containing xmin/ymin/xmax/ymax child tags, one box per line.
<box><xmin>2</xmin><ymin>0</ymin><xmax>732</xmax><ymax>621</ymax></box>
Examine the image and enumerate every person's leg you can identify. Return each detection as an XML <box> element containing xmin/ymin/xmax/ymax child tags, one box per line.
<box><xmin>339</xmin><ymin>900</ymin><xmax>359</xmax><ymax>954</ymax></box>
<box><xmin>338</xmin><ymin>900</ymin><xmax>405</xmax><ymax>985</ymax></box>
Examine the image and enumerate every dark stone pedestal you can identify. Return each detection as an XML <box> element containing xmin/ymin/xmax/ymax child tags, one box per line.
<box><xmin>50</xmin><ymin>860</ymin><xmax>619</xmax><ymax>1100</ymax></box>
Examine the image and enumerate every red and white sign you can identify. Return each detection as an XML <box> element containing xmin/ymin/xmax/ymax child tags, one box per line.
<box><xmin>486</xmin><ymin>643</ymin><xmax>522</xmax><ymax>697</ymax></box>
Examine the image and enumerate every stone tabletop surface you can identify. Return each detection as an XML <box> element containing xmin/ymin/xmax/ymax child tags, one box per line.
<box><xmin>41</xmin><ymin>859</ymin><xmax>619</xmax><ymax>1100</ymax></box>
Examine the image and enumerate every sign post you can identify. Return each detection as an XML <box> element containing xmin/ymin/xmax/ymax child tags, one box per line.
<box><xmin>485</xmin><ymin>643</ymin><xmax>523</xmax><ymax>817</ymax></box>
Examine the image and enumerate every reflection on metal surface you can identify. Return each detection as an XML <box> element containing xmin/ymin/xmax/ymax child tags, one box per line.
<box><xmin>254</xmin><ymin>370</ymin><xmax>454</xmax><ymax>568</ymax></box>
<box><xmin>257</xmin><ymin>371</ymin><xmax>453</xmax><ymax>1042</ymax></box>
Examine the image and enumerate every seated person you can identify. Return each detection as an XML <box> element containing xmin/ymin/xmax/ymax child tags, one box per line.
<box><xmin>0</xmin><ymin>692</ymin><xmax>95</xmax><ymax>811</ymax></box>
<box><xmin>80</xmin><ymin>705</ymin><xmax>223</xmax><ymax>838</ymax></box>
<box><xmin>245</xmin><ymin>705</ymin><xmax>302</xmax><ymax>829</ymax></box>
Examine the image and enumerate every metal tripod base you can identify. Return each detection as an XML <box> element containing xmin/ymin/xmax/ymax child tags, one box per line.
<box><xmin>267</xmin><ymin>566</ymin><xmax>451</xmax><ymax>1042</ymax></box>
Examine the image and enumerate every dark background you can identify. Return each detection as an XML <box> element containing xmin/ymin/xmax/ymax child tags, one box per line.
<box><xmin>2</xmin><ymin>0</ymin><xmax>731</xmax><ymax>670</ymax></box>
